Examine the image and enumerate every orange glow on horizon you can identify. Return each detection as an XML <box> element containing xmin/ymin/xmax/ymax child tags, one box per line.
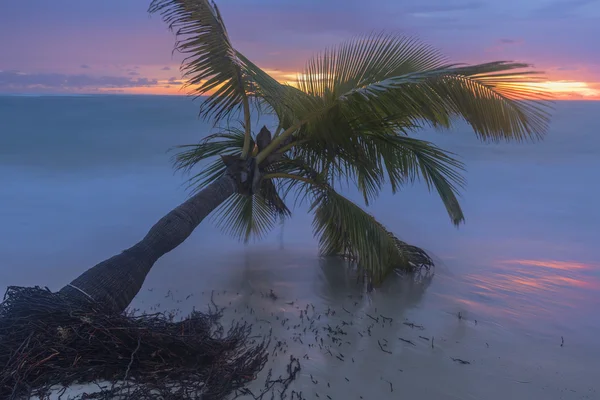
<box><xmin>98</xmin><ymin>80</ymin><xmax>185</xmax><ymax>96</ymax></box>
<box><xmin>97</xmin><ymin>70</ymin><xmax>600</xmax><ymax>100</ymax></box>
<box><xmin>520</xmin><ymin>80</ymin><xmax>600</xmax><ymax>100</ymax></box>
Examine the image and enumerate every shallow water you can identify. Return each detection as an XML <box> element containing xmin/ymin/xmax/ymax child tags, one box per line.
<box><xmin>1</xmin><ymin>96</ymin><xmax>599</xmax><ymax>399</ymax></box>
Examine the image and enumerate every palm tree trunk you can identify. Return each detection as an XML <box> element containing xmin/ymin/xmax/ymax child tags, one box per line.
<box><xmin>59</xmin><ymin>173</ymin><xmax>237</xmax><ymax>313</ymax></box>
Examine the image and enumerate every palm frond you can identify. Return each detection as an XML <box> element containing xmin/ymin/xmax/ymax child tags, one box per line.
<box><xmin>173</xmin><ymin>127</ymin><xmax>246</xmax><ymax>173</ymax></box>
<box><xmin>373</xmin><ymin>135</ymin><xmax>466</xmax><ymax>225</ymax></box>
<box><xmin>344</xmin><ymin>61</ymin><xmax>552</xmax><ymax>142</ymax></box>
<box><xmin>287</xmin><ymin>33</ymin><xmax>551</xmax><ymax>144</ymax></box>
<box><xmin>149</xmin><ymin>0</ymin><xmax>250</xmax><ymax>123</ymax></box>
<box><xmin>267</xmin><ymin>157</ymin><xmax>331</xmax><ymax>208</ymax></box>
<box><xmin>235</xmin><ymin>51</ymin><xmax>306</xmax><ymax>129</ymax></box>
<box><xmin>285</xmin><ymin>132</ymin><xmax>465</xmax><ymax>224</ymax></box>
<box><xmin>212</xmin><ymin>194</ymin><xmax>273</xmax><ymax>242</ymax></box>
<box><xmin>172</xmin><ymin>126</ymin><xmax>291</xmax><ymax>242</ymax></box>
<box><xmin>298</xmin><ymin>32</ymin><xmax>447</xmax><ymax>98</ymax></box>
<box><xmin>172</xmin><ymin>127</ymin><xmax>246</xmax><ymax>192</ymax></box>
<box><xmin>185</xmin><ymin>157</ymin><xmax>231</xmax><ymax>193</ymax></box>
<box><xmin>212</xmin><ymin>179</ymin><xmax>290</xmax><ymax>243</ymax></box>
<box><xmin>249</xmin><ymin>33</ymin><xmax>552</xmax><ymax>225</ymax></box>
<box><xmin>311</xmin><ymin>187</ymin><xmax>433</xmax><ymax>285</ymax></box>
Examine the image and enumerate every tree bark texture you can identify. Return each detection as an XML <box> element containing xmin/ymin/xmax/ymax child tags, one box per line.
<box><xmin>59</xmin><ymin>173</ymin><xmax>237</xmax><ymax>313</ymax></box>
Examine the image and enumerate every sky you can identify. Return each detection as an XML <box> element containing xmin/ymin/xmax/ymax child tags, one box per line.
<box><xmin>0</xmin><ymin>0</ymin><xmax>598</xmax><ymax>99</ymax></box>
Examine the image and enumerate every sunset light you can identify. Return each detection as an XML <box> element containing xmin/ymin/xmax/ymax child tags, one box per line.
<box><xmin>522</xmin><ymin>80</ymin><xmax>600</xmax><ymax>100</ymax></box>
<box><xmin>1</xmin><ymin>1</ymin><xmax>600</xmax><ymax>398</ymax></box>
<box><xmin>99</xmin><ymin>72</ymin><xmax>600</xmax><ymax>101</ymax></box>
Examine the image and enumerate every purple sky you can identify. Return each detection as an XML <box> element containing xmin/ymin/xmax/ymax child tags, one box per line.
<box><xmin>0</xmin><ymin>0</ymin><xmax>598</xmax><ymax>98</ymax></box>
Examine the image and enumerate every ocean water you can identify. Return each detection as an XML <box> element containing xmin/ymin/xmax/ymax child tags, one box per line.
<box><xmin>1</xmin><ymin>95</ymin><xmax>599</xmax><ymax>399</ymax></box>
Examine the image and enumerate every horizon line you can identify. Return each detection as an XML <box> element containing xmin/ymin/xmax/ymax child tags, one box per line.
<box><xmin>1</xmin><ymin>92</ymin><xmax>598</xmax><ymax>101</ymax></box>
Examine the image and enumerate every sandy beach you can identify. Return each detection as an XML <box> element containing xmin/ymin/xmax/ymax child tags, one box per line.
<box><xmin>33</xmin><ymin>247</ymin><xmax>598</xmax><ymax>399</ymax></box>
<box><xmin>127</xmin><ymin>250</ymin><xmax>600</xmax><ymax>399</ymax></box>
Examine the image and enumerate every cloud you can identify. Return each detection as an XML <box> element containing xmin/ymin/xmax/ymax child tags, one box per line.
<box><xmin>80</xmin><ymin>64</ymin><xmax>90</xmax><ymax>69</ymax></box>
<box><xmin>133</xmin><ymin>78</ymin><xmax>157</xmax><ymax>86</ymax></box>
<box><xmin>0</xmin><ymin>70</ymin><xmax>158</xmax><ymax>92</ymax></box>
<box><xmin>0</xmin><ymin>0</ymin><xmax>597</xmax><ymax>96</ymax></box>
<box><xmin>534</xmin><ymin>0</ymin><xmax>597</xmax><ymax>18</ymax></box>
<box><xmin>406</xmin><ymin>1</ymin><xmax>485</xmax><ymax>14</ymax></box>
<box><xmin>499</xmin><ymin>38</ymin><xmax>521</xmax><ymax>44</ymax></box>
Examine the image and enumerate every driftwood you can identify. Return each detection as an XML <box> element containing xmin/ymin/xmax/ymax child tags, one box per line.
<box><xmin>0</xmin><ymin>286</ymin><xmax>270</xmax><ymax>399</ymax></box>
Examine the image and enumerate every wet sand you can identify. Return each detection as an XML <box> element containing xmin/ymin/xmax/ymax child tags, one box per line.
<box><xmin>139</xmin><ymin>250</ymin><xmax>598</xmax><ymax>400</ymax></box>
<box><xmin>35</xmin><ymin>247</ymin><xmax>598</xmax><ymax>400</ymax></box>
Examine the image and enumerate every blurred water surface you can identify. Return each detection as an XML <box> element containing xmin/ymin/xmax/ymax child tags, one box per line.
<box><xmin>1</xmin><ymin>95</ymin><xmax>598</xmax><ymax>399</ymax></box>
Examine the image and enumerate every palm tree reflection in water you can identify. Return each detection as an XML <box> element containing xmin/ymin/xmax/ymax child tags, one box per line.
<box><xmin>224</xmin><ymin>252</ymin><xmax>435</xmax><ymax>395</ymax></box>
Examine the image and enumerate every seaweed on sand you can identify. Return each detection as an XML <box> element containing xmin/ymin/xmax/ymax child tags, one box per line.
<box><xmin>0</xmin><ymin>286</ymin><xmax>271</xmax><ymax>399</ymax></box>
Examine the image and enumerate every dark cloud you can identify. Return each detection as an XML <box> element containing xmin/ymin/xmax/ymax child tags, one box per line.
<box><xmin>80</xmin><ymin>64</ymin><xmax>90</xmax><ymax>69</ymax></box>
<box><xmin>499</xmin><ymin>38</ymin><xmax>521</xmax><ymax>44</ymax></box>
<box><xmin>134</xmin><ymin>78</ymin><xmax>157</xmax><ymax>86</ymax></box>
<box><xmin>161</xmin><ymin>66</ymin><xmax>171</xmax><ymax>71</ymax></box>
<box><xmin>557</xmin><ymin>66</ymin><xmax>579</xmax><ymax>71</ymax></box>
<box><xmin>128</xmin><ymin>71</ymin><xmax>140</xmax><ymax>76</ymax></box>
<box><xmin>0</xmin><ymin>71</ymin><xmax>158</xmax><ymax>92</ymax></box>
<box><xmin>168</xmin><ymin>76</ymin><xmax>183</xmax><ymax>85</ymax></box>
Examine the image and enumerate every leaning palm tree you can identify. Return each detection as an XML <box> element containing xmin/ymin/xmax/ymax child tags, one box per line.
<box><xmin>59</xmin><ymin>0</ymin><xmax>551</xmax><ymax>313</ymax></box>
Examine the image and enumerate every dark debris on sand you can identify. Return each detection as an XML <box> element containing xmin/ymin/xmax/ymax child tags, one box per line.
<box><xmin>0</xmin><ymin>286</ymin><xmax>282</xmax><ymax>400</ymax></box>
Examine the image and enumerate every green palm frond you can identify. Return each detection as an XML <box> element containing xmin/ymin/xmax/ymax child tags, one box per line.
<box><xmin>184</xmin><ymin>158</ymin><xmax>230</xmax><ymax>193</ymax></box>
<box><xmin>285</xmin><ymin>133</ymin><xmax>465</xmax><ymax>224</ymax></box>
<box><xmin>212</xmin><ymin>179</ymin><xmax>290</xmax><ymax>242</ymax></box>
<box><xmin>256</xmin><ymin>33</ymin><xmax>552</xmax><ymax>165</ymax></box>
<box><xmin>265</xmin><ymin>156</ymin><xmax>336</xmax><ymax>207</ymax></box>
<box><xmin>173</xmin><ymin>128</ymin><xmax>246</xmax><ymax>172</ymax></box>
<box><xmin>298</xmin><ymin>32</ymin><xmax>447</xmax><ymax>98</ymax></box>
<box><xmin>212</xmin><ymin>194</ymin><xmax>273</xmax><ymax>243</ymax></box>
<box><xmin>172</xmin><ymin>127</ymin><xmax>246</xmax><ymax>192</ymax></box>
<box><xmin>343</xmin><ymin>61</ymin><xmax>552</xmax><ymax>142</ymax></box>
<box><xmin>373</xmin><ymin>135</ymin><xmax>466</xmax><ymax>225</ymax></box>
<box><xmin>311</xmin><ymin>186</ymin><xmax>433</xmax><ymax>285</ymax></box>
<box><xmin>235</xmin><ymin>52</ymin><xmax>305</xmax><ymax>129</ymax></box>
<box><xmin>149</xmin><ymin>0</ymin><xmax>248</xmax><ymax>122</ymax></box>
<box><xmin>173</xmin><ymin>127</ymin><xmax>290</xmax><ymax>242</ymax></box>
